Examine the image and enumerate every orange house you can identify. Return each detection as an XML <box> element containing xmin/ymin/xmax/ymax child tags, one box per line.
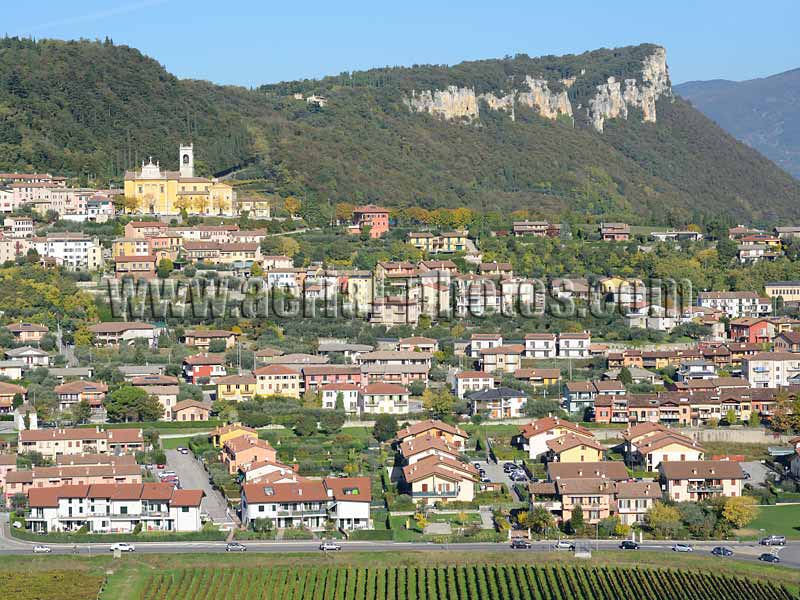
<box><xmin>352</xmin><ymin>205</ymin><xmax>389</xmax><ymax>238</ymax></box>
<box><xmin>221</xmin><ymin>437</ymin><xmax>277</xmax><ymax>474</ymax></box>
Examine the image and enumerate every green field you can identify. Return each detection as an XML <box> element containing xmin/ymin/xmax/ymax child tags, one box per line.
<box><xmin>0</xmin><ymin>568</ymin><xmax>104</xmax><ymax>600</ymax></box>
<box><xmin>737</xmin><ymin>504</ymin><xmax>800</xmax><ymax>539</ymax></box>
<box><xmin>132</xmin><ymin>563</ymin><xmax>793</xmax><ymax>600</ymax></box>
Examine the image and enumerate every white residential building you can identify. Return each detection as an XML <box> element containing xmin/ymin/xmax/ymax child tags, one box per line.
<box><xmin>524</xmin><ymin>333</ymin><xmax>557</xmax><ymax>358</ymax></box>
<box><xmin>320</xmin><ymin>383</ymin><xmax>360</xmax><ymax>414</ymax></box>
<box><xmin>27</xmin><ymin>483</ymin><xmax>203</xmax><ymax>533</ymax></box>
<box><xmin>557</xmin><ymin>332</ymin><xmax>591</xmax><ymax>358</ymax></box>
<box><xmin>31</xmin><ymin>233</ymin><xmax>104</xmax><ymax>271</ymax></box>
<box><xmin>697</xmin><ymin>291</ymin><xmax>772</xmax><ymax>319</ymax></box>
<box><xmin>744</xmin><ymin>352</ymin><xmax>800</xmax><ymax>388</ymax></box>
<box><xmin>453</xmin><ymin>371</ymin><xmax>496</xmax><ymax>399</ymax></box>
<box><xmin>359</xmin><ymin>383</ymin><xmax>409</xmax><ymax>414</ymax></box>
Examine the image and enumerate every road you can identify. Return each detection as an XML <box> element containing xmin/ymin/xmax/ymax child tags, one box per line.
<box><xmin>164</xmin><ymin>449</ymin><xmax>236</xmax><ymax>529</ymax></box>
<box><xmin>474</xmin><ymin>459</ymin><xmax>526</xmax><ymax>501</ymax></box>
<box><xmin>0</xmin><ymin>536</ymin><xmax>797</xmax><ymax>568</ymax></box>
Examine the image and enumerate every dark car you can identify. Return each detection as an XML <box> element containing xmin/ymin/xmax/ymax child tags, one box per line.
<box><xmin>619</xmin><ymin>540</ymin><xmax>639</xmax><ymax>550</ymax></box>
<box><xmin>711</xmin><ymin>546</ymin><xmax>733</xmax><ymax>557</ymax></box>
<box><xmin>759</xmin><ymin>553</ymin><xmax>780</xmax><ymax>563</ymax></box>
<box><xmin>759</xmin><ymin>535</ymin><xmax>786</xmax><ymax>546</ymax></box>
<box><xmin>503</xmin><ymin>462</ymin><xmax>517</xmax><ymax>473</ymax></box>
<box><xmin>510</xmin><ymin>539</ymin><xmax>532</xmax><ymax>549</ymax></box>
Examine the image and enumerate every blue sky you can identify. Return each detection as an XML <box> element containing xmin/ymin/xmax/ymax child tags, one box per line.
<box><xmin>7</xmin><ymin>0</ymin><xmax>799</xmax><ymax>87</ymax></box>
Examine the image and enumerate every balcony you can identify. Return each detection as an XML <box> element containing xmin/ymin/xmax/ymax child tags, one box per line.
<box><xmin>276</xmin><ymin>509</ymin><xmax>327</xmax><ymax>518</ymax></box>
<box><xmin>687</xmin><ymin>485</ymin><xmax>723</xmax><ymax>494</ymax></box>
<box><xmin>411</xmin><ymin>489</ymin><xmax>459</xmax><ymax>498</ymax></box>
<box><xmin>531</xmin><ymin>500</ymin><xmax>562</xmax><ymax>511</ymax></box>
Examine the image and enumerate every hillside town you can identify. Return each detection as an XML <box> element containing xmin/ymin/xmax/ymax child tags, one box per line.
<box><xmin>0</xmin><ymin>152</ymin><xmax>798</xmax><ymax>561</ymax></box>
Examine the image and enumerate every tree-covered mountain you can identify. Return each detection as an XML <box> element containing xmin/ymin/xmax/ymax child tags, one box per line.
<box><xmin>675</xmin><ymin>69</ymin><xmax>800</xmax><ymax>180</ymax></box>
<box><xmin>0</xmin><ymin>37</ymin><xmax>798</xmax><ymax>225</ymax></box>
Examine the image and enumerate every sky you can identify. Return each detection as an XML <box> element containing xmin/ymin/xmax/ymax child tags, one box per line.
<box><xmin>5</xmin><ymin>0</ymin><xmax>800</xmax><ymax>87</ymax></box>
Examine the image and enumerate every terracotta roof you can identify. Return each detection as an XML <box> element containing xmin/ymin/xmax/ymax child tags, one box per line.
<box><xmin>623</xmin><ymin>422</ymin><xmax>669</xmax><ymax>442</ymax></box>
<box><xmin>6</xmin><ymin>323</ymin><xmax>48</xmax><ymax>333</ymax></box>
<box><xmin>555</xmin><ymin>477</ymin><xmax>615</xmax><ymax>495</ymax></box>
<box><xmin>184</xmin><ymin>329</ymin><xmax>237</xmax><ymax>338</ymax></box>
<box><xmin>479</xmin><ymin>344</ymin><xmax>524</xmax><ymax>355</ymax></box>
<box><xmin>254</xmin><ymin>364</ymin><xmax>299</xmax><ymax>376</ymax></box>
<box><xmin>88</xmin><ymin>321</ymin><xmax>154</xmax><ymax>333</ymax></box>
<box><xmin>399</xmin><ymin>434</ymin><xmax>460</xmax><ymax>458</ymax></box>
<box><xmin>614</xmin><ymin>481</ymin><xmax>662</xmax><ymax>499</ymax></box>
<box><xmin>243</xmin><ymin>479</ymin><xmax>328</xmax><ymax>503</ymax></box>
<box><xmin>224</xmin><ymin>436</ymin><xmax>274</xmax><ymax>455</ymax></box>
<box><xmin>547</xmin><ymin>461</ymin><xmax>629</xmax><ymax>481</ymax></box>
<box><xmin>106</xmin><ymin>429</ymin><xmax>144</xmax><ymax>444</ymax></box>
<box><xmin>402</xmin><ymin>457</ymin><xmax>477</xmax><ymax>484</ymax></box>
<box><xmin>546</xmin><ymin>433</ymin><xmax>605</xmax><ymax>453</ymax></box>
<box><xmin>323</xmin><ymin>476</ymin><xmax>372</xmax><ymax>502</ymax></box>
<box><xmin>54</xmin><ymin>380</ymin><xmax>108</xmax><ymax>394</ymax></box>
<box><xmin>319</xmin><ymin>383</ymin><xmax>361</xmax><ymax>391</ymax></box>
<box><xmin>0</xmin><ymin>454</ymin><xmax>17</xmax><ymax>465</ymax></box>
<box><xmin>301</xmin><ymin>365</ymin><xmax>361</xmax><ymax>376</ymax></box>
<box><xmin>170</xmin><ymin>489</ymin><xmax>204</xmax><ymax>506</ymax></box>
<box><xmin>396</xmin><ymin>419</ymin><xmax>468</xmax><ymax>441</ymax></box>
<box><xmin>398</xmin><ymin>336</ymin><xmax>438</xmax><ymax>345</ymax></box>
<box><xmin>172</xmin><ymin>400</ymin><xmax>210</xmax><ymax>413</ymax></box>
<box><xmin>0</xmin><ymin>382</ymin><xmax>25</xmax><ymax>396</ymax></box>
<box><xmin>455</xmin><ymin>370</ymin><xmax>494</xmax><ymax>380</ymax></box>
<box><xmin>20</xmin><ymin>428</ymin><xmax>106</xmax><ymax>442</ymax></box>
<box><xmin>524</xmin><ymin>333</ymin><xmax>557</xmax><ymax>340</ymax></box>
<box><xmin>115</xmin><ymin>255</ymin><xmax>156</xmax><ymax>263</ymax></box>
<box><xmin>515</xmin><ymin>368</ymin><xmax>561</xmax><ymax>380</ymax></box>
<box><xmin>659</xmin><ymin>460</ymin><xmax>745</xmax><ymax>479</ymax></box>
<box><xmin>212</xmin><ymin>423</ymin><xmax>257</xmax><ymax>437</ymax></box>
<box><xmin>183</xmin><ymin>353</ymin><xmax>226</xmax><ymax>366</ymax></box>
<box><xmin>363</xmin><ymin>383</ymin><xmax>409</xmax><ymax>395</ymax></box>
<box><xmin>517</xmin><ymin>417</ymin><xmax>592</xmax><ymax>440</ymax></box>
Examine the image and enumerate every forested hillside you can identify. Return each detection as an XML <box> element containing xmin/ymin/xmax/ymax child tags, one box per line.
<box><xmin>676</xmin><ymin>69</ymin><xmax>800</xmax><ymax>179</ymax></box>
<box><xmin>0</xmin><ymin>37</ymin><xmax>798</xmax><ymax>225</ymax></box>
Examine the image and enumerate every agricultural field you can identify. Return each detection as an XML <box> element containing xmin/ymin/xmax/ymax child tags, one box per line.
<box><xmin>0</xmin><ymin>569</ymin><xmax>104</xmax><ymax>600</ymax></box>
<box><xmin>133</xmin><ymin>564</ymin><xmax>793</xmax><ymax>600</ymax></box>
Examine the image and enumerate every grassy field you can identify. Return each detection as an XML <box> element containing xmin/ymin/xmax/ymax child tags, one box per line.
<box><xmin>701</xmin><ymin>442</ymin><xmax>772</xmax><ymax>462</ymax></box>
<box><xmin>737</xmin><ymin>504</ymin><xmax>800</xmax><ymax>539</ymax></box>
<box><xmin>94</xmin><ymin>551</ymin><xmax>797</xmax><ymax>600</ymax></box>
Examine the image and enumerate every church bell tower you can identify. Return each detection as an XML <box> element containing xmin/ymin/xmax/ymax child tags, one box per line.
<box><xmin>179</xmin><ymin>143</ymin><xmax>194</xmax><ymax>178</ymax></box>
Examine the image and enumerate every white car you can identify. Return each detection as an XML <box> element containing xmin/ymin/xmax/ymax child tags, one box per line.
<box><xmin>319</xmin><ymin>542</ymin><xmax>342</xmax><ymax>551</ymax></box>
<box><xmin>109</xmin><ymin>542</ymin><xmax>136</xmax><ymax>552</ymax></box>
<box><xmin>553</xmin><ymin>540</ymin><xmax>575</xmax><ymax>550</ymax></box>
<box><xmin>32</xmin><ymin>544</ymin><xmax>51</xmax><ymax>554</ymax></box>
<box><xmin>672</xmin><ymin>543</ymin><xmax>693</xmax><ymax>553</ymax></box>
<box><xmin>179</xmin><ymin>448</ymin><xmax>190</xmax><ymax>455</ymax></box>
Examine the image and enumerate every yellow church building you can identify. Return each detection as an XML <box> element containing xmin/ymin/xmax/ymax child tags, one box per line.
<box><xmin>123</xmin><ymin>144</ymin><xmax>236</xmax><ymax>216</ymax></box>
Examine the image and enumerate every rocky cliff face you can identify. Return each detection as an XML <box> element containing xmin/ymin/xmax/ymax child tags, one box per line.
<box><xmin>405</xmin><ymin>47</ymin><xmax>671</xmax><ymax>132</ymax></box>
<box><xmin>588</xmin><ymin>47</ymin><xmax>671</xmax><ymax>131</ymax></box>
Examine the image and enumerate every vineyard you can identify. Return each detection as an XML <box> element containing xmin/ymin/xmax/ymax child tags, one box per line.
<box><xmin>137</xmin><ymin>564</ymin><xmax>793</xmax><ymax>600</ymax></box>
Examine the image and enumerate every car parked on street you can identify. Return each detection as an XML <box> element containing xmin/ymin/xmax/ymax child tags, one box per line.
<box><xmin>510</xmin><ymin>539</ymin><xmax>532</xmax><ymax>549</ymax></box>
<box><xmin>109</xmin><ymin>542</ymin><xmax>135</xmax><ymax>552</ymax></box>
<box><xmin>758</xmin><ymin>553</ymin><xmax>780</xmax><ymax>563</ymax></box>
<box><xmin>672</xmin><ymin>543</ymin><xmax>693</xmax><ymax>553</ymax></box>
<box><xmin>619</xmin><ymin>540</ymin><xmax>639</xmax><ymax>550</ymax></box>
<box><xmin>759</xmin><ymin>535</ymin><xmax>786</xmax><ymax>546</ymax></box>
<box><xmin>225</xmin><ymin>542</ymin><xmax>247</xmax><ymax>552</ymax></box>
<box><xmin>711</xmin><ymin>546</ymin><xmax>733</xmax><ymax>557</ymax></box>
<box><xmin>32</xmin><ymin>544</ymin><xmax>51</xmax><ymax>553</ymax></box>
<box><xmin>319</xmin><ymin>542</ymin><xmax>342</xmax><ymax>551</ymax></box>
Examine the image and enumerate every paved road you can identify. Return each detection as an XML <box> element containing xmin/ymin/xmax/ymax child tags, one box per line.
<box><xmin>165</xmin><ymin>449</ymin><xmax>235</xmax><ymax>529</ymax></box>
<box><xmin>740</xmin><ymin>461</ymin><xmax>772</xmax><ymax>486</ymax></box>
<box><xmin>0</xmin><ymin>537</ymin><xmax>797</xmax><ymax>568</ymax></box>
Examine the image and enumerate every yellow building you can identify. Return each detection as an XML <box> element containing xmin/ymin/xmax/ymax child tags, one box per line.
<box><xmin>123</xmin><ymin>144</ymin><xmax>235</xmax><ymax>216</ymax></box>
<box><xmin>215</xmin><ymin>374</ymin><xmax>257</xmax><ymax>403</ymax></box>
<box><xmin>546</xmin><ymin>433</ymin><xmax>605</xmax><ymax>463</ymax></box>
<box><xmin>210</xmin><ymin>422</ymin><xmax>258</xmax><ymax>448</ymax></box>
<box><xmin>253</xmin><ymin>365</ymin><xmax>301</xmax><ymax>398</ymax></box>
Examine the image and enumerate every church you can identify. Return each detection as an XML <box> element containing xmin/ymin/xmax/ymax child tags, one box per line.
<box><xmin>123</xmin><ymin>144</ymin><xmax>236</xmax><ymax>216</ymax></box>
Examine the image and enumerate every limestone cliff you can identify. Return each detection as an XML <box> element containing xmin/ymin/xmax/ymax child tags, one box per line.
<box><xmin>403</xmin><ymin>86</ymin><xmax>480</xmax><ymax>121</ymax></box>
<box><xmin>404</xmin><ymin>47</ymin><xmax>671</xmax><ymax>133</ymax></box>
<box><xmin>587</xmin><ymin>47</ymin><xmax>672</xmax><ymax>131</ymax></box>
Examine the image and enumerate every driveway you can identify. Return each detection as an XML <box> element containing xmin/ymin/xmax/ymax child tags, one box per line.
<box><xmin>740</xmin><ymin>461</ymin><xmax>771</xmax><ymax>486</ymax></box>
<box><xmin>165</xmin><ymin>449</ymin><xmax>235</xmax><ymax>529</ymax></box>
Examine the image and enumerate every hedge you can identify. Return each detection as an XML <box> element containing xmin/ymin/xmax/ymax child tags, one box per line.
<box><xmin>78</xmin><ymin>420</ymin><xmax>222</xmax><ymax>430</ymax></box>
<box><xmin>11</xmin><ymin>528</ymin><xmax>227</xmax><ymax>543</ymax></box>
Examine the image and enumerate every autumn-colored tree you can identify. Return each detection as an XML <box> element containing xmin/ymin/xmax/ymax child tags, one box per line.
<box><xmin>403</xmin><ymin>207</ymin><xmax>431</xmax><ymax>224</ymax></box>
<box><xmin>770</xmin><ymin>390</ymin><xmax>793</xmax><ymax>432</ymax></box>
<box><xmin>645</xmin><ymin>502</ymin><xmax>682</xmax><ymax>538</ymax></box>
<box><xmin>335</xmin><ymin>202</ymin><xmax>354</xmax><ymax>223</ymax></box>
<box><xmin>284</xmin><ymin>196</ymin><xmax>301</xmax><ymax>216</ymax></box>
<box><xmin>722</xmin><ymin>495</ymin><xmax>758</xmax><ymax>528</ymax></box>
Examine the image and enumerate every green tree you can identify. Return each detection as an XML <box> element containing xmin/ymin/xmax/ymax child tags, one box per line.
<box><xmin>748</xmin><ymin>410</ymin><xmax>761</xmax><ymax>427</ymax></box>
<box><xmin>525</xmin><ymin>505</ymin><xmax>555</xmax><ymax>534</ymax></box>
<box><xmin>71</xmin><ymin>399</ymin><xmax>92</xmax><ymax>424</ymax></box>
<box><xmin>11</xmin><ymin>392</ymin><xmax>23</xmax><ymax>410</ymax></box>
<box><xmin>568</xmin><ymin>504</ymin><xmax>585</xmax><ymax>535</ymax></box>
<box><xmin>156</xmin><ymin>258</ymin><xmax>174</xmax><ymax>279</ymax></box>
<box><xmin>422</xmin><ymin>388</ymin><xmax>456</xmax><ymax>419</ymax></box>
<box><xmin>334</xmin><ymin>391</ymin><xmax>345</xmax><ymax>411</ymax></box>
<box><xmin>645</xmin><ymin>502</ymin><xmax>682</xmax><ymax>539</ymax></box>
<box><xmin>372</xmin><ymin>413</ymin><xmax>398</xmax><ymax>442</ymax></box>
<box><xmin>105</xmin><ymin>385</ymin><xmax>163</xmax><ymax>422</ymax></box>
<box><xmin>208</xmin><ymin>338</ymin><xmax>227</xmax><ymax>353</ymax></box>
<box><xmin>319</xmin><ymin>411</ymin><xmax>345</xmax><ymax>434</ymax></box>
<box><xmin>294</xmin><ymin>413</ymin><xmax>318</xmax><ymax>436</ymax></box>
<box><xmin>725</xmin><ymin>408</ymin><xmax>737</xmax><ymax>426</ymax></box>
<box><xmin>618</xmin><ymin>366</ymin><xmax>633</xmax><ymax>385</ymax></box>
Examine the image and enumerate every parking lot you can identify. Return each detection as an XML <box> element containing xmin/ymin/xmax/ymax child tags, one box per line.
<box><xmin>472</xmin><ymin>459</ymin><xmax>528</xmax><ymax>501</ymax></box>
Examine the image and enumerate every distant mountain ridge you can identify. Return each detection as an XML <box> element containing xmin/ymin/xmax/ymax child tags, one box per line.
<box><xmin>675</xmin><ymin>69</ymin><xmax>800</xmax><ymax>178</ymax></box>
<box><xmin>0</xmin><ymin>37</ymin><xmax>799</xmax><ymax>224</ymax></box>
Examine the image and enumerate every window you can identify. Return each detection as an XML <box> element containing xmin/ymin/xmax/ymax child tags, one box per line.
<box><xmin>182</xmin><ymin>507</ymin><xmax>189</xmax><ymax>513</ymax></box>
